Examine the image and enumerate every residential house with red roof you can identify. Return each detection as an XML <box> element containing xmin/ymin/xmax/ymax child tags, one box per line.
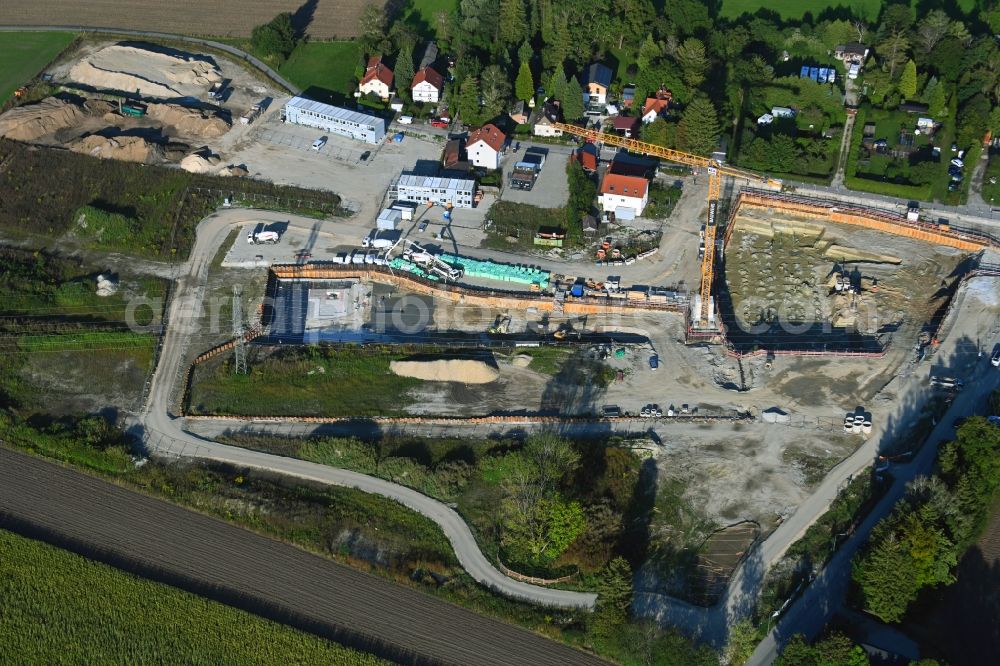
<box><xmin>599</xmin><ymin>172</ymin><xmax>649</xmax><ymax>219</ymax></box>
<box><xmin>411</xmin><ymin>66</ymin><xmax>444</xmax><ymax>103</ymax></box>
<box><xmin>358</xmin><ymin>56</ymin><xmax>393</xmax><ymax>100</ymax></box>
<box><xmin>467</xmin><ymin>123</ymin><xmax>507</xmax><ymax>169</ymax></box>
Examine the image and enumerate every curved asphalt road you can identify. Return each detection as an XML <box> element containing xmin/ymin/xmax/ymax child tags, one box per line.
<box><xmin>134</xmin><ymin>210</ymin><xmax>597</xmax><ymax>610</ymax></box>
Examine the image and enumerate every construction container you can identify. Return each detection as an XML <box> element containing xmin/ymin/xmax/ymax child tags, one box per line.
<box><xmin>626</xmin><ymin>289</ymin><xmax>647</xmax><ymax>301</ymax></box>
<box><xmin>377</xmin><ymin>208</ymin><xmax>402</xmax><ymax>230</ymax></box>
<box><xmin>570</xmin><ymin>284</ymin><xmax>584</xmax><ymax>298</ymax></box>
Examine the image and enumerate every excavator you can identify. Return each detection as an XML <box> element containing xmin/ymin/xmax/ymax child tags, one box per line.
<box><xmin>552</xmin><ymin>122</ymin><xmax>782</xmax><ymax>329</ymax></box>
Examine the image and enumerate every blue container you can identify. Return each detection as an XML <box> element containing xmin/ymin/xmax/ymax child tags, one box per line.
<box><xmin>570</xmin><ymin>284</ymin><xmax>584</xmax><ymax>297</ymax></box>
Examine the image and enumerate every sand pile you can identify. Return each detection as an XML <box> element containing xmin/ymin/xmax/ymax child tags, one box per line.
<box><xmin>0</xmin><ymin>98</ymin><xmax>84</xmax><ymax>141</ymax></box>
<box><xmin>218</xmin><ymin>164</ymin><xmax>249</xmax><ymax>177</ymax></box>
<box><xmin>69</xmin><ymin>44</ymin><xmax>222</xmax><ymax>97</ymax></box>
<box><xmin>146</xmin><ymin>103</ymin><xmax>230</xmax><ymax>139</ymax></box>
<box><xmin>390</xmin><ymin>359</ymin><xmax>499</xmax><ymax>384</ymax></box>
<box><xmin>70</xmin><ymin>134</ymin><xmax>165</xmax><ymax>163</ymax></box>
<box><xmin>511</xmin><ymin>354</ymin><xmax>532</xmax><ymax>368</ymax></box>
<box><xmin>180</xmin><ymin>147</ymin><xmax>221</xmax><ymax>173</ymax></box>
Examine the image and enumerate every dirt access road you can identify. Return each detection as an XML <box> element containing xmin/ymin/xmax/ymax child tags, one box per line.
<box><xmin>134</xmin><ymin>207</ymin><xmax>598</xmax><ymax>611</ymax></box>
<box><xmin>0</xmin><ymin>447</ymin><xmax>608</xmax><ymax>666</ymax></box>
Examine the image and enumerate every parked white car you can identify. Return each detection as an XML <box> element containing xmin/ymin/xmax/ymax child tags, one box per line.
<box><xmin>397</xmin><ymin>115</ymin><xmax>413</xmax><ymax>125</ymax></box>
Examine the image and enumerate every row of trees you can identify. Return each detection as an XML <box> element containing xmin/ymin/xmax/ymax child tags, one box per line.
<box><xmin>852</xmin><ymin>416</ymin><xmax>1000</xmax><ymax>623</ymax></box>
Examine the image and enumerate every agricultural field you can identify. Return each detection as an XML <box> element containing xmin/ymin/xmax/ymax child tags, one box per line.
<box><xmin>0</xmin><ymin>140</ymin><xmax>341</xmax><ymax>259</ymax></box>
<box><xmin>0</xmin><ymin>31</ymin><xmax>75</xmax><ymax>102</ymax></box>
<box><xmin>279</xmin><ymin>41</ymin><xmax>362</xmax><ymax>103</ymax></box>
<box><xmin>0</xmin><ymin>529</ymin><xmax>388</xmax><ymax>665</ymax></box>
<box><xmin>0</xmin><ymin>1</ymin><xmax>368</xmax><ymax>40</ymax></box>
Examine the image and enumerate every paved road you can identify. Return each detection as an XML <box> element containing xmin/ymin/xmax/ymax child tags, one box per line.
<box><xmin>135</xmin><ymin>209</ymin><xmax>598</xmax><ymax>611</ymax></box>
<box><xmin>747</xmin><ymin>366</ymin><xmax>1000</xmax><ymax>665</ymax></box>
<box><xmin>0</xmin><ymin>447</ymin><xmax>608</xmax><ymax>666</ymax></box>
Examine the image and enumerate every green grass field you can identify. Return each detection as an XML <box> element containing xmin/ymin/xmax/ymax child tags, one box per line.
<box><xmin>279</xmin><ymin>41</ymin><xmax>362</xmax><ymax>101</ymax></box>
<box><xmin>187</xmin><ymin>346</ymin><xmax>421</xmax><ymax>417</ymax></box>
<box><xmin>0</xmin><ymin>31</ymin><xmax>75</xmax><ymax>102</ymax></box>
<box><xmin>0</xmin><ymin>529</ymin><xmax>387</xmax><ymax>665</ymax></box>
<box><xmin>401</xmin><ymin>0</ymin><xmax>458</xmax><ymax>39</ymax></box>
<box><xmin>720</xmin><ymin>0</ymin><xmax>974</xmax><ymax>20</ymax></box>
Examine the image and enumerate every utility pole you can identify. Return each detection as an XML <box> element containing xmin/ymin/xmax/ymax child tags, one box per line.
<box><xmin>232</xmin><ymin>285</ymin><xmax>247</xmax><ymax>375</ymax></box>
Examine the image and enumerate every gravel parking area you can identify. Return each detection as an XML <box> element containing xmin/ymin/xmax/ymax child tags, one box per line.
<box><xmin>500</xmin><ymin>147</ymin><xmax>569</xmax><ymax>207</ymax></box>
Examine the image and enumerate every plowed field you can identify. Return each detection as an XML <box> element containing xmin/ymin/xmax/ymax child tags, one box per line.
<box><xmin>0</xmin><ymin>447</ymin><xmax>607</xmax><ymax>666</ymax></box>
<box><xmin>0</xmin><ymin>0</ymin><xmax>374</xmax><ymax>39</ymax></box>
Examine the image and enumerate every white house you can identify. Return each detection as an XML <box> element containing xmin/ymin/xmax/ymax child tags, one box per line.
<box><xmin>533</xmin><ymin>100</ymin><xmax>563</xmax><ymax>137</ymax></box>
<box><xmin>771</xmin><ymin>106</ymin><xmax>795</xmax><ymax>118</ymax></box>
<box><xmin>599</xmin><ymin>173</ymin><xmax>649</xmax><ymax>219</ymax></box>
<box><xmin>466</xmin><ymin>123</ymin><xmax>506</xmax><ymax>170</ymax></box>
<box><xmin>358</xmin><ymin>56</ymin><xmax>393</xmax><ymax>100</ymax></box>
<box><xmin>411</xmin><ymin>66</ymin><xmax>444</xmax><ymax>103</ymax></box>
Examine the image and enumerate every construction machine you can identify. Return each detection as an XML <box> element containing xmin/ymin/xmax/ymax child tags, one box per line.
<box><xmin>552</xmin><ymin>122</ymin><xmax>782</xmax><ymax>329</ymax></box>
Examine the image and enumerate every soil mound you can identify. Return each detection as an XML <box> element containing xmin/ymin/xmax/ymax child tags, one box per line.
<box><xmin>146</xmin><ymin>103</ymin><xmax>230</xmax><ymax>139</ymax></box>
<box><xmin>69</xmin><ymin>44</ymin><xmax>222</xmax><ymax>97</ymax></box>
<box><xmin>69</xmin><ymin>134</ymin><xmax>165</xmax><ymax>163</ymax></box>
<box><xmin>390</xmin><ymin>359</ymin><xmax>499</xmax><ymax>384</ymax></box>
<box><xmin>218</xmin><ymin>164</ymin><xmax>249</xmax><ymax>177</ymax></box>
<box><xmin>180</xmin><ymin>148</ymin><xmax>221</xmax><ymax>173</ymax></box>
<box><xmin>0</xmin><ymin>98</ymin><xmax>84</xmax><ymax>141</ymax></box>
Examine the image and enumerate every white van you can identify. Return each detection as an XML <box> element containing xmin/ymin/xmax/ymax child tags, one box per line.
<box><xmin>397</xmin><ymin>115</ymin><xmax>413</xmax><ymax>125</ymax></box>
<box><xmin>312</xmin><ymin>137</ymin><xmax>327</xmax><ymax>150</ymax></box>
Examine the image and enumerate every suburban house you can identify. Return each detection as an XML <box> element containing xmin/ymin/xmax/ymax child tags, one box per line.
<box><xmin>533</xmin><ymin>100</ymin><xmax>563</xmax><ymax>137</ymax></box>
<box><xmin>393</xmin><ymin>173</ymin><xmax>476</xmax><ymax>208</ymax></box>
<box><xmin>466</xmin><ymin>123</ymin><xmax>506</xmax><ymax>169</ymax></box>
<box><xmin>834</xmin><ymin>43</ymin><xmax>869</xmax><ymax>65</ymax></box>
<box><xmin>283</xmin><ymin>96</ymin><xmax>386</xmax><ymax>144</ymax></box>
<box><xmin>612</xmin><ymin>115</ymin><xmax>640</xmax><ymax>138</ymax></box>
<box><xmin>509</xmin><ymin>100</ymin><xmax>529</xmax><ymax>125</ymax></box>
<box><xmin>599</xmin><ymin>172</ymin><xmax>649</xmax><ymax>219</ymax></box>
<box><xmin>621</xmin><ymin>85</ymin><xmax>636</xmax><ymax>109</ymax></box>
<box><xmin>641</xmin><ymin>87</ymin><xmax>672</xmax><ymax>123</ymax></box>
<box><xmin>583</xmin><ymin>63</ymin><xmax>613</xmax><ymax>106</ymax></box>
<box><xmin>358</xmin><ymin>56</ymin><xmax>393</xmax><ymax>100</ymax></box>
<box><xmin>412</xmin><ymin>66</ymin><xmax>444</xmax><ymax>103</ymax></box>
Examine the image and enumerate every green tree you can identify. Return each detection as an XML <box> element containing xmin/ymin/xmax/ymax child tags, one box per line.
<box><xmin>498</xmin><ymin>0</ymin><xmax>527</xmax><ymax>47</ymax></box>
<box><xmin>592</xmin><ymin>557</ymin><xmax>633</xmax><ymax>636</ymax></box>
<box><xmin>395</xmin><ymin>43</ymin><xmax>415</xmax><ymax>101</ymax></box>
<box><xmin>480</xmin><ymin>65</ymin><xmax>512</xmax><ymax>119</ymax></box>
<box><xmin>644</xmin><ymin>117</ymin><xmax>676</xmax><ymax>149</ymax></box>
<box><xmin>562</xmin><ymin>76</ymin><xmax>585</xmax><ymax>121</ymax></box>
<box><xmin>878</xmin><ymin>30</ymin><xmax>910</xmax><ymax>79</ymax></box>
<box><xmin>515</xmin><ymin>60</ymin><xmax>535</xmax><ymax>102</ymax></box>
<box><xmin>357</xmin><ymin>3</ymin><xmax>388</xmax><ymax>55</ymax></box>
<box><xmin>251</xmin><ymin>12</ymin><xmax>297</xmax><ymax>62</ymax></box>
<box><xmin>900</xmin><ymin>60</ymin><xmax>918</xmax><ymax>99</ymax></box>
<box><xmin>676</xmin><ymin>96</ymin><xmax>720</xmax><ymax>156</ymax></box>
<box><xmin>776</xmin><ymin>632</ymin><xmax>869</xmax><ymax>666</ymax></box>
<box><xmin>853</xmin><ymin>531</ymin><xmax>919</xmax><ymax>623</ymax></box>
<box><xmin>636</xmin><ymin>34</ymin><xmax>662</xmax><ymax>74</ymax></box>
<box><xmin>517</xmin><ymin>40</ymin><xmax>533</xmax><ymax>68</ymax></box>
<box><xmin>723</xmin><ymin>619</ymin><xmax>759</xmax><ymax>666</ymax></box>
<box><xmin>916</xmin><ymin>10</ymin><xmax>952</xmax><ymax>55</ymax></box>
<box><xmin>675</xmin><ymin>37</ymin><xmax>709</xmax><ymax>89</ymax></box>
<box><xmin>547</xmin><ymin>62</ymin><xmax>567</xmax><ymax>101</ymax></box>
<box><xmin>454</xmin><ymin>76</ymin><xmax>482</xmax><ymax>125</ymax></box>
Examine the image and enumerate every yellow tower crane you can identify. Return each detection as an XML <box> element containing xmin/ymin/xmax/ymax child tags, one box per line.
<box><xmin>553</xmin><ymin>122</ymin><xmax>781</xmax><ymax>328</ymax></box>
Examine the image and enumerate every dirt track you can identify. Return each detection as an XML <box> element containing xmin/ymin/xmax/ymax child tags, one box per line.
<box><xmin>0</xmin><ymin>447</ymin><xmax>607</xmax><ymax>666</ymax></box>
<box><xmin>0</xmin><ymin>0</ymin><xmax>372</xmax><ymax>39</ymax></box>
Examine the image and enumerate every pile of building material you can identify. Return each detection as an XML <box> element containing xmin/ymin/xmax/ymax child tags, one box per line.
<box><xmin>95</xmin><ymin>273</ymin><xmax>120</xmax><ymax>297</ymax></box>
<box><xmin>146</xmin><ymin>103</ymin><xmax>230</xmax><ymax>139</ymax></box>
<box><xmin>180</xmin><ymin>147</ymin><xmax>222</xmax><ymax>173</ymax></box>
<box><xmin>0</xmin><ymin>98</ymin><xmax>84</xmax><ymax>141</ymax></box>
<box><xmin>390</xmin><ymin>359</ymin><xmax>500</xmax><ymax>384</ymax></box>
<box><xmin>69</xmin><ymin>43</ymin><xmax>222</xmax><ymax>98</ymax></box>
<box><xmin>217</xmin><ymin>164</ymin><xmax>249</xmax><ymax>177</ymax></box>
<box><xmin>69</xmin><ymin>134</ymin><xmax>166</xmax><ymax>163</ymax></box>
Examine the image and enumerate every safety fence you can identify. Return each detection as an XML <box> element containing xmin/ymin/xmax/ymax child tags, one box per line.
<box><xmin>496</xmin><ymin>560</ymin><xmax>577</xmax><ymax>586</ymax></box>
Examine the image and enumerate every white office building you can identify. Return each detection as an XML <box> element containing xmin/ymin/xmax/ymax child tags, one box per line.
<box><xmin>283</xmin><ymin>96</ymin><xmax>386</xmax><ymax>144</ymax></box>
<box><xmin>393</xmin><ymin>173</ymin><xmax>476</xmax><ymax>209</ymax></box>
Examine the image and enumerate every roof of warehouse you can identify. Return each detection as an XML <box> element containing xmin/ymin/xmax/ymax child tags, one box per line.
<box><xmin>285</xmin><ymin>96</ymin><xmax>383</xmax><ymax>126</ymax></box>
<box><xmin>398</xmin><ymin>173</ymin><xmax>476</xmax><ymax>190</ymax></box>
